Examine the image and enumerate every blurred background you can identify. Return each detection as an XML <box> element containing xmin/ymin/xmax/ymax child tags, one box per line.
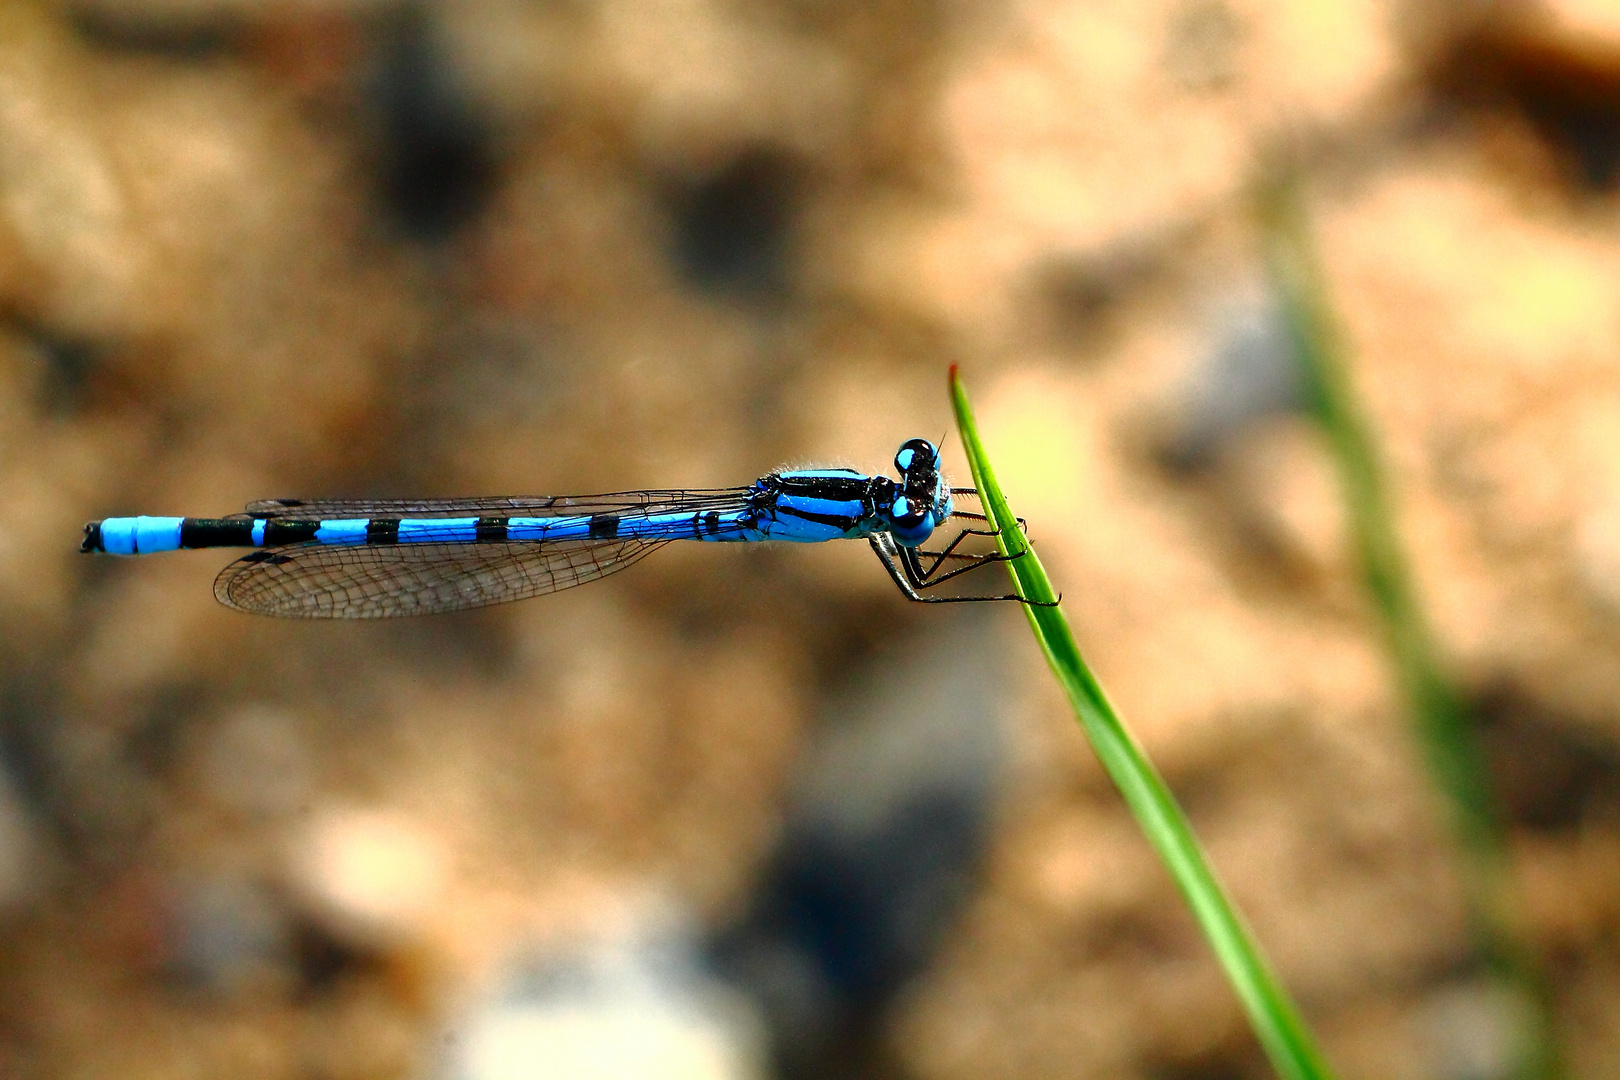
<box><xmin>2</xmin><ymin>0</ymin><xmax>1619</xmax><ymax>1077</ymax></box>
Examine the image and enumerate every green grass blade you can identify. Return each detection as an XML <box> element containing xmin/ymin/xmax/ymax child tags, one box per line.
<box><xmin>1259</xmin><ymin>172</ymin><xmax>1563</xmax><ymax>1080</ymax></box>
<box><xmin>949</xmin><ymin>365</ymin><xmax>1336</xmax><ymax>1080</ymax></box>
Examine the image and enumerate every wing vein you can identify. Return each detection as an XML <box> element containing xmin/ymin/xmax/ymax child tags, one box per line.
<box><xmin>241</xmin><ymin>488</ymin><xmax>755</xmax><ymax>519</ymax></box>
<box><xmin>214</xmin><ymin>538</ymin><xmax>668</xmax><ymax>618</ymax></box>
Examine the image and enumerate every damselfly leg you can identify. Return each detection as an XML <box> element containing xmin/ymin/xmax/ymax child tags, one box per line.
<box><xmin>910</xmin><ymin>524</ymin><xmax>1012</xmax><ymax>582</ymax></box>
<box><xmin>948</xmin><ymin>488</ymin><xmax>1030</xmax><ymax>533</ymax></box>
<box><xmin>866</xmin><ymin>531</ymin><xmax>1058</xmax><ymax>606</ymax></box>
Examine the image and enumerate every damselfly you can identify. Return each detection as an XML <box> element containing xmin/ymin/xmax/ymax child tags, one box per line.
<box><xmin>81</xmin><ymin>438</ymin><xmax>1051</xmax><ymax>618</ymax></box>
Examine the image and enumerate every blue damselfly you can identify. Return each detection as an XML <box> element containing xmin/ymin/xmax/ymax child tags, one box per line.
<box><xmin>81</xmin><ymin>439</ymin><xmax>1048</xmax><ymax>618</ymax></box>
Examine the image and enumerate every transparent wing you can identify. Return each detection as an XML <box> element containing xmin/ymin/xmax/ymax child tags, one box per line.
<box><xmin>241</xmin><ymin>489</ymin><xmax>754</xmax><ymax>520</ymax></box>
<box><xmin>213</xmin><ymin>538</ymin><xmax>668</xmax><ymax>618</ymax></box>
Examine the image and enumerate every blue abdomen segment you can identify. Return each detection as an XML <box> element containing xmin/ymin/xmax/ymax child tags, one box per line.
<box><xmin>95</xmin><ymin>516</ymin><xmax>185</xmax><ymax>555</ymax></box>
<box><xmin>398</xmin><ymin>517</ymin><xmax>480</xmax><ymax>543</ymax></box>
<box><xmin>86</xmin><ymin>517</ymin><xmax>293</xmax><ymax>554</ymax></box>
<box><xmin>506</xmin><ymin>511</ymin><xmax>757</xmax><ymax>543</ymax></box>
<box><xmin>615</xmin><ymin>511</ymin><xmax>757</xmax><ymax>542</ymax></box>
<box><xmin>88</xmin><ymin>516</ymin><xmax>275</xmax><ymax>554</ymax></box>
<box><xmin>314</xmin><ymin>518</ymin><xmax>372</xmax><ymax>545</ymax></box>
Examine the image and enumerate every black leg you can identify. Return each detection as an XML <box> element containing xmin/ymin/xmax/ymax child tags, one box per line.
<box><xmin>946</xmin><ymin>505</ymin><xmax>1023</xmax><ymax>534</ymax></box>
<box><xmin>868</xmin><ymin>535</ymin><xmax>1057</xmax><ymax>606</ymax></box>
<box><xmin>917</xmin><ymin>526</ymin><xmax>1000</xmax><ymax>577</ymax></box>
<box><xmin>868</xmin><ymin>536</ymin><xmax>1016</xmax><ymax>604</ymax></box>
<box><xmin>906</xmin><ymin>545</ymin><xmax>1019</xmax><ymax>588</ymax></box>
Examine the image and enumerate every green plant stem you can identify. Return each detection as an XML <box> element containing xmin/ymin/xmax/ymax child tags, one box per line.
<box><xmin>1259</xmin><ymin>174</ymin><xmax>1563</xmax><ymax>1080</ymax></box>
<box><xmin>950</xmin><ymin>366</ymin><xmax>1336</xmax><ymax>1080</ymax></box>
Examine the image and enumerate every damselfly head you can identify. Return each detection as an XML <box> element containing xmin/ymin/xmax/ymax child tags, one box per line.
<box><xmin>893</xmin><ymin>438</ymin><xmax>940</xmax><ymax>474</ymax></box>
<box><xmin>887</xmin><ymin>438</ymin><xmax>950</xmax><ymax>546</ymax></box>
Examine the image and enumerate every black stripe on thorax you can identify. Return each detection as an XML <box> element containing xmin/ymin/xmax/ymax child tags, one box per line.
<box><xmin>178</xmin><ymin>518</ymin><xmax>257</xmax><ymax>548</ymax></box>
<box><xmin>774</xmin><ymin>506</ymin><xmax>863</xmax><ymax>529</ymax></box>
<box><xmin>772</xmin><ymin>474</ymin><xmax>873</xmax><ymax>500</ymax></box>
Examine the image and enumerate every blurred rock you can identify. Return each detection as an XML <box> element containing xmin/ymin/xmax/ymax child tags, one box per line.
<box><xmin>1164</xmin><ymin>295</ymin><xmax>1305</xmax><ymax>469</ymax></box>
<box><xmin>1543</xmin><ymin>0</ymin><xmax>1620</xmax><ymax>46</ymax></box>
<box><xmin>367</xmin><ymin>3</ymin><xmax>498</xmax><ymax>240</ymax></box>
<box><xmin>290</xmin><ymin>807</ymin><xmax>451</xmax><ymax>951</ymax></box>
<box><xmin>1421</xmin><ymin>979</ymin><xmax>1532</xmax><ymax>1080</ymax></box>
<box><xmin>163</xmin><ymin>874</ymin><xmax>294</xmax><ymax>999</ymax></box>
<box><xmin>709</xmin><ymin>613</ymin><xmax>1004</xmax><ymax>1079</ymax></box>
<box><xmin>443</xmin><ymin>913</ymin><xmax>764</xmax><ymax>1080</ymax></box>
<box><xmin>0</xmin><ymin>3</ymin><xmax>145</xmax><ymax>338</ymax></box>
<box><xmin>193</xmin><ymin>704</ymin><xmax>311</xmax><ymax>820</ymax></box>
<box><xmin>0</xmin><ymin>765</ymin><xmax>43</xmax><ymax>913</ymax></box>
<box><xmin>1216</xmin><ymin>418</ymin><xmax>1352</xmax><ymax>585</ymax></box>
<box><xmin>1575</xmin><ymin>470</ymin><xmax>1620</xmax><ymax>621</ymax></box>
<box><xmin>1416</xmin><ymin>0</ymin><xmax>1620</xmax><ymax>193</ymax></box>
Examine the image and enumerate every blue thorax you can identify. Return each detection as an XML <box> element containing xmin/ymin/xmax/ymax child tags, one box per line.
<box><xmin>750</xmin><ymin>437</ymin><xmax>950</xmax><ymax>547</ymax></box>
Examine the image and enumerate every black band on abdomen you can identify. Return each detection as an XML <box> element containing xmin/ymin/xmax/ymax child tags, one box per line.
<box><xmin>178</xmin><ymin>519</ymin><xmax>258</xmax><ymax>549</ymax></box>
<box><xmin>366</xmin><ymin>518</ymin><xmax>401</xmax><ymax>544</ymax></box>
<box><xmin>263</xmin><ymin>520</ymin><xmax>319</xmax><ymax>546</ymax></box>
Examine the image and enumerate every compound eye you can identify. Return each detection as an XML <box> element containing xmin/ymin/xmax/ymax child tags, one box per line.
<box><xmin>887</xmin><ymin>501</ymin><xmax>939</xmax><ymax>544</ymax></box>
<box><xmin>894</xmin><ymin>438</ymin><xmax>936</xmax><ymax>474</ymax></box>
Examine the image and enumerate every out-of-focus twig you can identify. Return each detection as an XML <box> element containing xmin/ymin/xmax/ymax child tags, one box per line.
<box><xmin>1258</xmin><ymin>165</ymin><xmax>1563</xmax><ymax>1080</ymax></box>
